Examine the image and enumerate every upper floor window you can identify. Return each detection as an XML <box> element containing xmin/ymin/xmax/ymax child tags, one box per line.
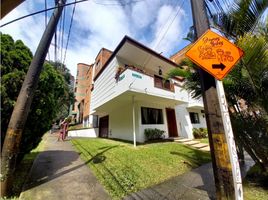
<box><xmin>96</xmin><ymin>60</ymin><xmax>100</xmax><ymax>69</ymax></box>
<box><xmin>154</xmin><ymin>75</ymin><xmax>174</xmax><ymax>92</ymax></box>
<box><xmin>189</xmin><ymin>112</ymin><xmax>200</xmax><ymax>124</ymax></box>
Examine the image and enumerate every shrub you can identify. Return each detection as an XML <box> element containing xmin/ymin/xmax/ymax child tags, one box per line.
<box><xmin>193</xmin><ymin>128</ymin><xmax>208</xmax><ymax>139</ymax></box>
<box><xmin>144</xmin><ymin>128</ymin><xmax>165</xmax><ymax>141</ymax></box>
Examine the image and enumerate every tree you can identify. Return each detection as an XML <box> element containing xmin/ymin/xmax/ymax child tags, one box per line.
<box><xmin>1</xmin><ymin>37</ymin><xmax>71</xmax><ymax>198</ymax></box>
<box><xmin>168</xmin><ymin>0</ymin><xmax>268</xmax><ymax>172</ymax></box>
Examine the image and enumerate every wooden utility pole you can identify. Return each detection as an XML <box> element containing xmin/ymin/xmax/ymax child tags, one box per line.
<box><xmin>190</xmin><ymin>0</ymin><xmax>235</xmax><ymax>199</ymax></box>
<box><xmin>0</xmin><ymin>0</ymin><xmax>66</xmax><ymax>197</ymax></box>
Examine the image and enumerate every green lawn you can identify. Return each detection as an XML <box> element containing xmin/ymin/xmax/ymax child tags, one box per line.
<box><xmin>195</xmin><ymin>138</ymin><xmax>209</xmax><ymax>144</ymax></box>
<box><xmin>71</xmin><ymin>138</ymin><xmax>211</xmax><ymax>199</ymax></box>
<box><xmin>243</xmin><ymin>181</ymin><xmax>268</xmax><ymax>200</ymax></box>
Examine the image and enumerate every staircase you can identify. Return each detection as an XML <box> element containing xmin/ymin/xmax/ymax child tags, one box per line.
<box><xmin>168</xmin><ymin>137</ymin><xmax>210</xmax><ymax>152</ymax></box>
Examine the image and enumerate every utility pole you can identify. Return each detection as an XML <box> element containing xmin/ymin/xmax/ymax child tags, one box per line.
<box><xmin>1</xmin><ymin>0</ymin><xmax>66</xmax><ymax>197</ymax></box>
<box><xmin>190</xmin><ymin>0</ymin><xmax>235</xmax><ymax>199</ymax></box>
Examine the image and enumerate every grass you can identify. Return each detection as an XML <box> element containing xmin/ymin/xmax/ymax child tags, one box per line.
<box><xmin>195</xmin><ymin>138</ymin><xmax>209</xmax><ymax>144</ymax></box>
<box><xmin>3</xmin><ymin>134</ymin><xmax>47</xmax><ymax>200</ymax></box>
<box><xmin>71</xmin><ymin>138</ymin><xmax>211</xmax><ymax>199</ymax></box>
<box><xmin>243</xmin><ymin>181</ymin><xmax>268</xmax><ymax>200</ymax></box>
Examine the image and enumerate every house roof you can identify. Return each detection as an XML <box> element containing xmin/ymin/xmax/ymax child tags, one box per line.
<box><xmin>93</xmin><ymin>35</ymin><xmax>180</xmax><ymax>81</ymax></box>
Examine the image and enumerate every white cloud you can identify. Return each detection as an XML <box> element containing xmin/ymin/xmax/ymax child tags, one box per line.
<box><xmin>1</xmin><ymin>0</ymin><xmax>189</xmax><ymax>76</ymax></box>
<box><xmin>150</xmin><ymin>4</ymin><xmax>185</xmax><ymax>56</ymax></box>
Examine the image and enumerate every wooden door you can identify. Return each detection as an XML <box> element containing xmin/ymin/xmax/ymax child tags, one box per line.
<box><xmin>166</xmin><ymin>108</ymin><xmax>178</xmax><ymax>137</ymax></box>
<box><xmin>99</xmin><ymin>115</ymin><xmax>109</xmax><ymax>138</ymax></box>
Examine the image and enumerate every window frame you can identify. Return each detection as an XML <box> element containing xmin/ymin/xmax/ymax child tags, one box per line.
<box><xmin>141</xmin><ymin>107</ymin><xmax>164</xmax><ymax>125</ymax></box>
<box><xmin>189</xmin><ymin>112</ymin><xmax>200</xmax><ymax>124</ymax></box>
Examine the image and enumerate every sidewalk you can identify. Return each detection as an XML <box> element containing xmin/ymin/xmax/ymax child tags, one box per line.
<box><xmin>19</xmin><ymin>133</ymin><xmax>111</xmax><ymax>200</ymax></box>
<box><xmin>124</xmin><ymin>152</ymin><xmax>254</xmax><ymax>200</ymax></box>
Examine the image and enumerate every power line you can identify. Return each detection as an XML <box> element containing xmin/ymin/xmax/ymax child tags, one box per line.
<box><xmin>142</xmin><ymin>0</ymin><xmax>186</xmax><ymax>68</ymax></box>
<box><xmin>92</xmin><ymin>0</ymin><xmax>144</xmax><ymax>6</ymax></box>
<box><xmin>0</xmin><ymin>0</ymin><xmax>90</xmax><ymax>28</ymax></box>
<box><xmin>63</xmin><ymin>0</ymin><xmax>77</xmax><ymax>66</ymax></box>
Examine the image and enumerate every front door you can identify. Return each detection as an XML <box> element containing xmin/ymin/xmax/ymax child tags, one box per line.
<box><xmin>166</xmin><ymin>108</ymin><xmax>178</xmax><ymax>137</ymax></box>
<box><xmin>99</xmin><ymin>115</ymin><xmax>109</xmax><ymax>138</ymax></box>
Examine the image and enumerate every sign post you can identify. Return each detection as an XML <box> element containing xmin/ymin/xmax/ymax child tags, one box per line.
<box><xmin>216</xmin><ymin>80</ymin><xmax>243</xmax><ymax>200</ymax></box>
<box><xmin>186</xmin><ymin>29</ymin><xmax>244</xmax><ymax>200</ymax></box>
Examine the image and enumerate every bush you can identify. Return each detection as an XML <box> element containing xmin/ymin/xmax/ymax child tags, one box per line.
<box><xmin>144</xmin><ymin>128</ymin><xmax>165</xmax><ymax>141</ymax></box>
<box><xmin>192</xmin><ymin>128</ymin><xmax>208</xmax><ymax>139</ymax></box>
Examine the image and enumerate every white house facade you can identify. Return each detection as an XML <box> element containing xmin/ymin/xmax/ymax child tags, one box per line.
<box><xmin>85</xmin><ymin>36</ymin><xmax>206</xmax><ymax>144</ymax></box>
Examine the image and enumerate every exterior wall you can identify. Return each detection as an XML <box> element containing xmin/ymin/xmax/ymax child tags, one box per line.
<box><xmin>175</xmin><ymin>105</ymin><xmax>207</xmax><ymax>139</ymax></box>
<box><xmin>109</xmin><ymin>103</ymin><xmax>135</xmax><ymax>142</ymax></box>
<box><xmin>114</xmin><ymin>68</ymin><xmax>189</xmax><ymax>103</ymax></box>
<box><xmin>136</xmin><ymin>101</ymin><xmax>169</xmax><ymax>142</ymax></box>
<box><xmin>83</xmin><ymin>64</ymin><xmax>93</xmax><ymax>126</ymax></box>
<box><xmin>73</xmin><ymin>63</ymin><xmax>91</xmax><ymax>122</ymax></box>
<box><xmin>175</xmin><ymin>105</ymin><xmax>193</xmax><ymax>139</ymax></box>
<box><xmin>106</xmin><ymin>101</ymin><xmax>172</xmax><ymax>143</ymax></box>
<box><xmin>68</xmin><ymin>128</ymin><xmax>99</xmax><ymax>138</ymax></box>
<box><xmin>187</xmin><ymin>108</ymin><xmax>207</xmax><ymax>129</ymax></box>
<box><xmin>91</xmin><ymin>58</ymin><xmax>118</xmax><ymax>112</ymax></box>
<box><xmin>93</xmin><ymin>48</ymin><xmax>113</xmax><ymax>79</ymax></box>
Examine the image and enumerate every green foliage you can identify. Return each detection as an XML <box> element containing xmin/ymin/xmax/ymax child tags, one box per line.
<box><xmin>192</xmin><ymin>128</ymin><xmax>208</xmax><ymax>139</ymax></box>
<box><xmin>231</xmin><ymin>114</ymin><xmax>268</xmax><ymax>171</ymax></box>
<box><xmin>211</xmin><ymin>0</ymin><xmax>268</xmax><ymax>38</ymax></box>
<box><xmin>72</xmin><ymin>138</ymin><xmax>211</xmax><ymax>199</ymax></box>
<box><xmin>144</xmin><ymin>128</ymin><xmax>165</xmax><ymax>140</ymax></box>
<box><xmin>166</xmin><ymin>58</ymin><xmax>202</xmax><ymax>99</ymax></box>
<box><xmin>0</xmin><ymin>33</ymin><xmax>74</xmax><ymax>162</ymax></box>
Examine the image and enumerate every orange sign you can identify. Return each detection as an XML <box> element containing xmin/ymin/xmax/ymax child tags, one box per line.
<box><xmin>185</xmin><ymin>30</ymin><xmax>244</xmax><ymax>80</ymax></box>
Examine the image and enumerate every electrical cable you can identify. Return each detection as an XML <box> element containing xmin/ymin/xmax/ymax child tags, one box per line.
<box><xmin>63</xmin><ymin>0</ymin><xmax>77</xmax><ymax>66</ymax></box>
<box><xmin>0</xmin><ymin>0</ymin><xmax>90</xmax><ymax>28</ymax></box>
<box><xmin>142</xmin><ymin>0</ymin><xmax>186</xmax><ymax>68</ymax></box>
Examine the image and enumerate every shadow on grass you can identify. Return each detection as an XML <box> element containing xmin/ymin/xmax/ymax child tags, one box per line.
<box><xmin>169</xmin><ymin>146</ymin><xmax>216</xmax><ymax>199</ymax></box>
<box><xmin>22</xmin><ymin>143</ymin><xmax>119</xmax><ymax>192</ymax></box>
<box><xmin>71</xmin><ymin>140</ymin><xmax>130</xmax><ymax>195</ymax></box>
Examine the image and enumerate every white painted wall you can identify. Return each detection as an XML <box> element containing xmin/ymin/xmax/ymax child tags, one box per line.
<box><xmin>188</xmin><ymin>108</ymin><xmax>207</xmax><ymax>129</ymax></box>
<box><xmin>136</xmin><ymin>101</ymin><xmax>169</xmax><ymax>142</ymax></box>
<box><xmin>90</xmin><ymin>58</ymin><xmax>118</xmax><ymax>112</ymax></box>
<box><xmin>68</xmin><ymin>128</ymin><xmax>99</xmax><ymax>138</ymax></box>
<box><xmin>116</xmin><ymin>69</ymin><xmax>189</xmax><ymax>103</ymax></box>
<box><xmin>109</xmin><ymin>103</ymin><xmax>135</xmax><ymax>142</ymax></box>
<box><xmin>175</xmin><ymin>105</ymin><xmax>193</xmax><ymax>139</ymax></box>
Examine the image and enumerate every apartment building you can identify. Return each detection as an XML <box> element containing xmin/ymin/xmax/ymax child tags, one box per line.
<box><xmin>72</xmin><ymin>63</ymin><xmax>92</xmax><ymax>123</ymax></box>
<box><xmin>85</xmin><ymin>36</ymin><xmax>206</xmax><ymax>144</ymax></box>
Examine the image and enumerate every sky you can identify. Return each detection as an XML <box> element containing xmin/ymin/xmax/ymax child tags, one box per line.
<box><xmin>1</xmin><ymin>0</ymin><xmax>194</xmax><ymax>77</ymax></box>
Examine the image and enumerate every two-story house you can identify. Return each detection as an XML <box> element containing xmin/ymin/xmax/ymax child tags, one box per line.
<box><xmin>86</xmin><ymin>36</ymin><xmax>206</xmax><ymax>145</ymax></box>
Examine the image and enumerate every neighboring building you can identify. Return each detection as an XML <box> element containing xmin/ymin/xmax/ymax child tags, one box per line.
<box><xmin>72</xmin><ymin>63</ymin><xmax>91</xmax><ymax>123</ymax></box>
<box><xmin>83</xmin><ymin>64</ymin><xmax>94</xmax><ymax>127</ymax></box>
<box><xmin>86</xmin><ymin>36</ymin><xmax>206</xmax><ymax>144</ymax></box>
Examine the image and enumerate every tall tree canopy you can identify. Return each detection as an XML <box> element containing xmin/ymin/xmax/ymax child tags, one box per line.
<box><xmin>0</xmin><ymin>33</ymin><xmax>74</xmax><ymax>161</ymax></box>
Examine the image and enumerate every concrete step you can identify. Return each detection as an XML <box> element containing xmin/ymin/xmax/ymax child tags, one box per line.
<box><xmin>183</xmin><ymin>140</ymin><xmax>200</xmax><ymax>145</ymax></box>
<box><xmin>174</xmin><ymin>138</ymin><xmax>192</xmax><ymax>143</ymax></box>
<box><xmin>190</xmin><ymin>143</ymin><xmax>208</xmax><ymax>149</ymax></box>
<box><xmin>198</xmin><ymin>146</ymin><xmax>210</xmax><ymax>151</ymax></box>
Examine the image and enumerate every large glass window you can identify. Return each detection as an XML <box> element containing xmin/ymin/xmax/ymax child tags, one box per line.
<box><xmin>141</xmin><ymin>107</ymin><xmax>164</xmax><ymax>124</ymax></box>
<box><xmin>189</xmin><ymin>112</ymin><xmax>200</xmax><ymax>124</ymax></box>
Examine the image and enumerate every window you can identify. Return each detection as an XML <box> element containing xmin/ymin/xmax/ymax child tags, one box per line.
<box><xmin>154</xmin><ymin>75</ymin><xmax>173</xmax><ymax>92</ymax></box>
<box><xmin>189</xmin><ymin>112</ymin><xmax>200</xmax><ymax>124</ymax></box>
<box><xmin>141</xmin><ymin>107</ymin><xmax>163</xmax><ymax>124</ymax></box>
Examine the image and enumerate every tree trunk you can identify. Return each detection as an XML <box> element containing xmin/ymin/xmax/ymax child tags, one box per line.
<box><xmin>0</xmin><ymin>0</ymin><xmax>65</xmax><ymax>197</ymax></box>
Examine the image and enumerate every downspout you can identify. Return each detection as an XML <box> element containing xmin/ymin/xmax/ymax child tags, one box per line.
<box><xmin>132</xmin><ymin>95</ymin><xmax>136</xmax><ymax>147</ymax></box>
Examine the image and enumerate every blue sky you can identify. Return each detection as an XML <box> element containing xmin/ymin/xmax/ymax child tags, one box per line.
<box><xmin>2</xmin><ymin>1</ymin><xmax>267</xmax><ymax>77</ymax></box>
<box><xmin>1</xmin><ymin>0</ymin><xmax>194</xmax><ymax>76</ymax></box>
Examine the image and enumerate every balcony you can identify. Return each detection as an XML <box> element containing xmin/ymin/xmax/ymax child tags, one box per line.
<box><xmin>114</xmin><ymin>65</ymin><xmax>189</xmax><ymax>104</ymax></box>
